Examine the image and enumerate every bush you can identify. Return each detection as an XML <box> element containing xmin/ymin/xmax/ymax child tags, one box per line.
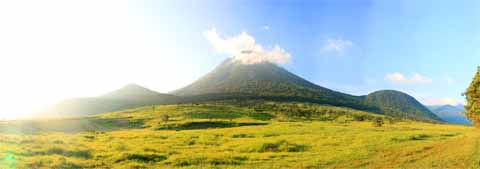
<box><xmin>185</xmin><ymin>111</ymin><xmax>243</xmax><ymax>120</ymax></box>
<box><xmin>353</xmin><ymin>114</ymin><xmax>367</xmax><ymax>121</ymax></box>
<box><xmin>161</xmin><ymin>114</ymin><xmax>169</xmax><ymax>123</ymax></box>
<box><xmin>173</xmin><ymin>156</ymin><xmax>247</xmax><ymax>166</ymax></box>
<box><xmin>386</xmin><ymin>117</ymin><xmax>400</xmax><ymax>124</ymax></box>
<box><xmin>248</xmin><ymin>113</ymin><xmax>275</xmax><ymax>121</ymax></box>
<box><xmin>372</xmin><ymin>117</ymin><xmax>384</xmax><ymax>127</ymax></box>
<box><xmin>126</xmin><ymin>154</ymin><xmax>168</xmax><ymax>162</ymax></box>
<box><xmin>409</xmin><ymin>134</ymin><xmax>431</xmax><ymax>140</ymax></box>
<box><xmin>252</xmin><ymin>140</ymin><xmax>307</xmax><ymax>152</ymax></box>
<box><xmin>44</xmin><ymin>147</ymin><xmax>92</xmax><ymax>159</ymax></box>
<box><xmin>232</xmin><ymin>133</ymin><xmax>254</xmax><ymax>138</ymax></box>
<box><xmin>116</xmin><ymin>153</ymin><xmax>168</xmax><ymax>163</ymax></box>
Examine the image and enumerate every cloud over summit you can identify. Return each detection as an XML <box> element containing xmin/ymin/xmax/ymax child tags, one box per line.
<box><xmin>203</xmin><ymin>28</ymin><xmax>291</xmax><ymax>65</ymax></box>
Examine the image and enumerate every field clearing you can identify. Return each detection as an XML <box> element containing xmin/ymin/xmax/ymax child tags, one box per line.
<box><xmin>0</xmin><ymin>103</ymin><xmax>478</xmax><ymax>168</ymax></box>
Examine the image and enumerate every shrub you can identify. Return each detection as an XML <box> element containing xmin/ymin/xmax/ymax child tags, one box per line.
<box><xmin>252</xmin><ymin>140</ymin><xmax>307</xmax><ymax>153</ymax></box>
<box><xmin>249</xmin><ymin>113</ymin><xmax>275</xmax><ymax>121</ymax></box>
<box><xmin>410</xmin><ymin>134</ymin><xmax>431</xmax><ymax>140</ymax></box>
<box><xmin>353</xmin><ymin>114</ymin><xmax>366</xmax><ymax>121</ymax></box>
<box><xmin>52</xmin><ymin>140</ymin><xmax>64</xmax><ymax>144</ymax></box>
<box><xmin>172</xmin><ymin>156</ymin><xmax>247</xmax><ymax>166</ymax></box>
<box><xmin>372</xmin><ymin>117</ymin><xmax>384</xmax><ymax>127</ymax></box>
<box><xmin>263</xmin><ymin>133</ymin><xmax>280</xmax><ymax>137</ymax></box>
<box><xmin>161</xmin><ymin>114</ymin><xmax>169</xmax><ymax>123</ymax></box>
<box><xmin>45</xmin><ymin>147</ymin><xmax>92</xmax><ymax>159</ymax></box>
<box><xmin>126</xmin><ymin>154</ymin><xmax>168</xmax><ymax>162</ymax></box>
<box><xmin>232</xmin><ymin>133</ymin><xmax>254</xmax><ymax>138</ymax></box>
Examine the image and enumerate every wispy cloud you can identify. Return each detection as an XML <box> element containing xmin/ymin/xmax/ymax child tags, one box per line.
<box><xmin>262</xmin><ymin>25</ymin><xmax>270</xmax><ymax>30</ymax></box>
<box><xmin>203</xmin><ymin>28</ymin><xmax>291</xmax><ymax>65</ymax></box>
<box><xmin>385</xmin><ymin>72</ymin><xmax>432</xmax><ymax>84</ymax></box>
<box><xmin>321</xmin><ymin>37</ymin><xmax>353</xmax><ymax>55</ymax></box>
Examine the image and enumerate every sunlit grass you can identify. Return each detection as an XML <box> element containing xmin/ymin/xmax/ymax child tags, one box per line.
<box><xmin>0</xmin><ymin>102</ymin><xmax>477</xmax><ymax>168</ymax></box>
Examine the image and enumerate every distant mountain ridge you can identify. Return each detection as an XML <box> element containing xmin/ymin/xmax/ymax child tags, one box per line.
<box><xmin>42</xmin><ymin>84</ymin><xmax>182</xmax><ymax>117</ymax></box>
<box><xmin>428</xmin><ymin>105</ymin><xmax>471</xmax><ymax>125</ymax></box>
<box><xmin>43</xmin><ymin>59</ymin><xmax>443</xmax><ymax>122</ymax></box>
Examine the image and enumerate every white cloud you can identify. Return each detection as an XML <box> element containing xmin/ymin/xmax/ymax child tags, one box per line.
<box><xmin>321</xmin><ymin>38</ymin><xmax>353</xmax><ymax>55</ymax></box>
<box><xmin>262</xmin><ymin>26</ymin><xmax>270</xmax><ymax>30</ymax></box>
<box><xmin>203</xmin><ymin>28</ymin><xmax>291</xmax><ymax>65</ymax></box>
<box><xmin>424</xmin><ymin>97</ymin><xmax>464</xmax><ymax>106</ymax></box>
<box><xmin>385</xmin><ymin>72</ymin><xmax>432</xmax><ymax>84</ymax></box>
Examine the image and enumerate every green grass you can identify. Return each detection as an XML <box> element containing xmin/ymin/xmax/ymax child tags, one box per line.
<box><xmin>0</xmin><ymin>101</ymin><xmax>478</xmax><ymax>168</ymax></box>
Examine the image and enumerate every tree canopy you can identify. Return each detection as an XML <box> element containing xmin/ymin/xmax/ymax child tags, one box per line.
<box><xmin>465</xmin><ymin>66</ymin><xmax>480</xmax><ymax>127</ymax></box>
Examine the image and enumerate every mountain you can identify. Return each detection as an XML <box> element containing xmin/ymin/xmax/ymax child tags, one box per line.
<box><xmin>428</xmin><ymin>105</ymin><xmax>471</xmax><ymax>125</ymax></box>
<box><xmin>172</xmin><ymin>59</ymin><xmax>441</xmax><ymax>122</ymax></box>
<box><xmin>364</xmin><ymin>90</ymin><xmax>443</xmax><ymax>122</ymax></box>
<box><xmin>42</xmin><ymin>59</ymin><xmax>442</xmax><ymax>122</ymax></box>
<box><xmin>41</xmin><ymin>84</ymin><xmax>182</xmax><ymax>117</ymax></box>
<box><xmin>172</xmin><ymin>59</ymin><xmax>375</xmax><ymax>111</ymax></box>
<box><xmin>103</xmin><ymin>84</ymin><xmax>180</xmax><ymax>102</ymax></box>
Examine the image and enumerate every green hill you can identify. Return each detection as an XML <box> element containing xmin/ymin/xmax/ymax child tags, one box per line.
<box><xmin>364</xmin><ymin>90</ymin><xmax>442</xmax><ymax>122</ymax></box>
<box><xmin>41</xmin><ymin>84</ymin><xmax>182</xmax><ymax>116</ymax></box>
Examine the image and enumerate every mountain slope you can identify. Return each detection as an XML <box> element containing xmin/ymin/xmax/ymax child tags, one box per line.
<box><xmin>364</xmin><ymin>90</ymin><xmax>442</xmax><ymax>122</ymax></box>
<box><xmin>428</xmin><ymin>105</ymin><xmax>471</xmax><ymax>125</ymax></box>
<box><xmin>172</xmin><ymin>59</ymin><xmax>374</xmax><ymax>111</ymax></box>
<box><xmin>41</xmin><ymin>84</ymin><xmax>182</xmax><ymax>117</ymax></box>
<box><xmin>173</xmin><ymin>59</ymin><xmax>441</xmax><ymax>122</ymax></box>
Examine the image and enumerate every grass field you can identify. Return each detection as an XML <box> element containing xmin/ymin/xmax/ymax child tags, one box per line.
<box><xmin>0</xmin><ymin>102</ymin><xmax>478</xmax><ymax>168</ymax></box>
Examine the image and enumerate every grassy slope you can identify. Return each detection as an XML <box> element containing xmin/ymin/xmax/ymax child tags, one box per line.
<box><xmin>0</xmin><ymin>102</ymin><xmax>478</xmax><ymax>168</ymax></box>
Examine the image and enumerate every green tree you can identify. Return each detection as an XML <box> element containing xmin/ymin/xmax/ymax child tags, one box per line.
<box><xmin>465</xmin><ymin>66</ymin><xmax>480</xmax><ymax>127</ymax></box>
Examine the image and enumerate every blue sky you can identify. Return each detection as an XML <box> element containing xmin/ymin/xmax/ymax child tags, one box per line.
<box><xmin>0</xmin><ymin>0</ymin><xmax>479</xmax><ymax>118</ymax></box>
<box><xmin>134</xmin><ymin>0</ymin><xmax>480</xmax><ymax>105</ymax></box>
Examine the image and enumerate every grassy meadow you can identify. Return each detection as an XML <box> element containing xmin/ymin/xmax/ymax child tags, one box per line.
<box><xmin>0</xmin><ymin>101</ymin><xmax>478</xmax><ymax>168</ymax></box>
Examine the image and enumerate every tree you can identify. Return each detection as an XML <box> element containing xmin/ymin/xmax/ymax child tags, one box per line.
<box><xmin>465</xmin><ymin>66</ymin><xmax>480</xmax><ymax>127</ymax></box>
